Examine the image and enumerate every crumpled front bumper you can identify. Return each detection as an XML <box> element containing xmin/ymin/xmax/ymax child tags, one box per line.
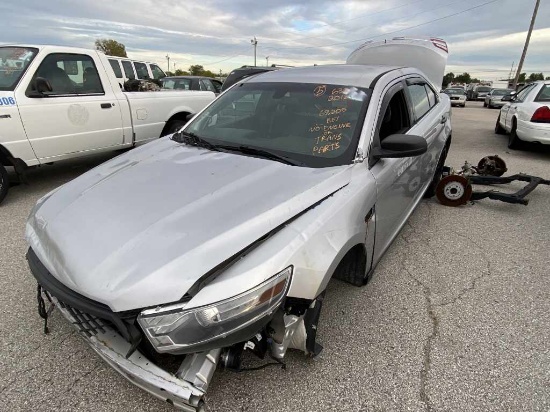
<box><xmin>53</xmin><ymin>296</ymin><xmax>219</xmax><ymax>412</ymax></box>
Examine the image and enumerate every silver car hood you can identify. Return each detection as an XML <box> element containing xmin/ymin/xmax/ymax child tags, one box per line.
<box><xmin>27</xmin><ymin>138</ymin><xmax>352</xmax><ymax>312</ymax></box>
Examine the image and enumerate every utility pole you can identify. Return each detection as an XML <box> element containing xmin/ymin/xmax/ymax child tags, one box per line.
<box><xmin>166</xmin><ymin>54</ymin><xmax>170</xmax><ymax>73</ymax></box>
<box><xmin>508</xmin><ymin>61</ymin><xmax>515</xmax><ymax>85</ymax></box>
<box><xmin>250</xmin><ymin>37</ymin><xmax>257</xmax><ymax>66</ymax></box>
<box><xmin>513</xmin><ymin>0</ymin><xmax>540</xmax><ymax>89</ymax></box>
<box><xmin>266</xmin><ymin>56</ymin><xmax>270</xmax><ymax>67</ymax></box>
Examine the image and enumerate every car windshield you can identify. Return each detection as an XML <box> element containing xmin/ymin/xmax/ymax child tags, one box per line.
<box><xmin>184</xmin><ymin>82</ymin><xmax>371</xmax><ymax>168</ymax></box>
<box><xmin>444</xmin><ymin>89</ymin><xmax>464</xmax><ymax>95</ymax></box>
<box><xmin>492</xmin><ymin>89</ymin><xmax>511</xmax><ymax>96</ymax></box>
<box><xmin>0</xmin><ymin>47</ymin><xmax>38</xmax><ymax>91</ymax></box>
<box><xmin>477</xmin><ymin>87</ymin><xmax>491</xmax><ymax>92</ymax></box>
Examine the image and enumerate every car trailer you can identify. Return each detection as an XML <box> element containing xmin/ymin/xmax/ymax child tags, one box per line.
<box><xmin>436</xmin><ymin>155</ymin><xmax>550</xmax><ymax>207</ymax></box>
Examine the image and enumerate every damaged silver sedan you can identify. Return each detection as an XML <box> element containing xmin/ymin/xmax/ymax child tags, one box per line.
<box><xmin>26</xmin><ymin>39</ymin><xmax>452</xmax><ymax>411</ymax></box>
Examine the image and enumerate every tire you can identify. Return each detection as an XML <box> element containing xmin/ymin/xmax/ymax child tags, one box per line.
<box><xmin>483</xmin><ymin>102</ymin><xmax>487</xmax><ymax>107</ymax></box>
<box><xmin>332</xmin><ymin>245</ymin><xmax>368</xmax><ymax>287</ymax></box>
<box><xmin>424</xmin><ymin>143</ymin><xmax>449</xmax><ymax>198</ymax></box>
<box><xmin>461</xmin><ymin>103</ymin><xmax>466</xmax><ymax>108</ymax></box>
<box><xmin>508</xmin><ymin>119</ymin><xmax>523</xmax><ymax>150</ymax></box>
<box><xmin>0</xmin><ymin>164</ymin><xmax>9</xmax><ymax>205</ymax></box>
<box><xmin>161</xmin><ymin>120</ymin><xmax>187</xmax><ymax>137</ymax></box>
<box><xmin>494</xmin><ymin>114</ymin><xmax>506</xmax><ymax>135</ymax></box>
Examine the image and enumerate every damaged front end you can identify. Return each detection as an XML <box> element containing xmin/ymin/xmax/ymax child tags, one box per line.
<box><xmin>29</xmin><ymin>249</ymin><xmax>324</xmax><ymax>411</ymax></box>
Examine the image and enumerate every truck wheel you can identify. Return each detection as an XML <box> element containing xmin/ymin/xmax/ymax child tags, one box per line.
<box><xmin>494</xmin><ymin>115</ymin><xmax>506</xmax><ymax>135</ymax></box>
<box><xmin>424</xmin><ymin>144</ymin><xmax>449</xmax><ymax>198</ymax></box>
<box><xmin>161</xmin><ymin>120</ymin><xmax>186</xmax><ymax>137</ymax></box>
<box><xmin>332</xmin><ymin>245</ymin><xmax>368</xmax><ymax>287</ymax></box>
<box><xmin>0</xmin><ymin>164</ymin><xmax>9</xmax><ymax>205</ymax></box>
<box><xmin>508</xmin><ymin>119</ymin><xmax>523</xmax><ymax>150</ymax></box>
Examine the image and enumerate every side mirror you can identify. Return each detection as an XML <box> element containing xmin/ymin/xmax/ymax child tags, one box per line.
<box><xmin>372</xmin><ymin>134</ymin><xmax>427</xmax><ymax>159</ymax></box>
<box><xmin>27</xmin><ymin>77</ymin><xmax>53</xmax><ymax>98</ymax></box>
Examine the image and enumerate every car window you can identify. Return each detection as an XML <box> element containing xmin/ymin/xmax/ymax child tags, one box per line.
<box><xmin>150</xmin><ymin>64</ymin><xmax>165</xmax><ymax>80</ymax></box>
<box><xmin>515</xmin><ymin>85</ymin><xmax>534</xmax><ymax>102</ymax></box>
<box><xmin>108</xmin><ymin>59</ymin><xmax>123</xmax><ymax>78</ymax></box>
<box><xmin>535</xmin><ymin>85</ymin><xmax>550</xmax><ymax>102</ymax></box>
<box><xmin>200</xmin><ymin>79</ymin><xmax>216</xmax><ymax>92</ymax></box>
<box><xmin>121</xmin><ymin>61</ymin><xmax>135</xmax><ymax>79</ymax></box>
<box><xmin>212</xmin><ymin>79</ymin><xmax>223</xmax><ymax>93</ymax></box>
<box><xmin>425</xmin><ymin>84</ymin><xmax>438</xmax><ymax>107</ymax></box>
<box><xmin>407</xmin><ymin>83</ymin><xmax>431</xmax><ymax>120</ymax></box>
<box><xmin>0</xmin><ymin>47</ymin><xmax>38</xmax><ymax>91</ymax></box>
<box><xmin>379</xmin><ymin>89</ymin><xmax>411</xmax><ymax>141</ymax></box>
<box><xmin>185</xmin><ymin>82</ymin><xmax>371</xmax><ymax>168</ymax></box>
<box><xmin>133</xmin><ymin>62</ymin><xmax>149</xmax><ymax>79</ymax></box>
<box><xmin>30</xmin><ymin>53</ymin><xmax>104</xmax><ymax>96</ymax></box>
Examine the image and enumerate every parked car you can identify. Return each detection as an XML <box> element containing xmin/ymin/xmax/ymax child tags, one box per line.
<box><xmin>443</xmin><ymin>87</ymin><xmax>467</xmax><ymax>107</ymax></box>
<box><xmin>107</xmin><ymin>57</ymin><xmax>166</xmax><ymax>85</ymax></box>
<box><xmin>467</xmin><ymin>85</ymin><xmax>491</xmax><ymax>101</ymax></box>
<box><xmin>0</xmin><ymin>45</ymin><xmax>215</xmax><ymax>204</ymax></box>
<box><xmin>221</xmin><ymin>66</ymin><xmax>280</xmax><ymax>91</ymax></box>
<box><xmin>26</xmin><ymin>38</ymin><xmax>451</xmax><ymax>410</ymax></box>
<box><xmin>495</xmin><ymin>80</ymin><xmax>550</xmax><ymax>149</ymax></box>
<box><xmin>484</xmin><ymin>88</ymin><xmax>513</xmax><ymax>108</ymax></box>
<box><xmin>160</xmin><ymin>76</ymin><xmax>223</xmax><ymax>95</ymax></box>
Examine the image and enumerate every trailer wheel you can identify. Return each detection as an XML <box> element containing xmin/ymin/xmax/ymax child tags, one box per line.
<box><xmin>436</xmin><ymin>175</ymin><xmax>472</xmax><ymax>207</ymax></box>
<box><xmin>0</xmin><ymin>164</ymin><xmax>9</xmax><ymax>205</ymax></box>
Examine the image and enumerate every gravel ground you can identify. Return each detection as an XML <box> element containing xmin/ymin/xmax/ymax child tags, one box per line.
<box><xmin>1</xmin><ymin>101</ymin><xmax>549</xmax><ymax>411</ymax></box>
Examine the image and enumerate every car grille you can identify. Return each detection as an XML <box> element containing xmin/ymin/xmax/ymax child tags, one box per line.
<box><xmin>450</xmin><ymin>97</ymin><xmax>459</xmax><ymax>100</ymax></box>
<box><xmin>57</xmin><ymin>300</ymin><xmax>112</xmax><ymax>337</ymax></box>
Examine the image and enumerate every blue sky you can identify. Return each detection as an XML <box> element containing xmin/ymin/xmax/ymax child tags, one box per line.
<box><xmin>0</xmin><ymin>0</ymin><xmax>548</xmax><ymax>80</ymax></box>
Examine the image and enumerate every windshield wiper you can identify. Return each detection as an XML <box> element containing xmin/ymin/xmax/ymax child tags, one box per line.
<box><xmin>171</xmin><ymin>130</ymin><xmax>219</xmax><ymax>151</ymax></box>
<box><xmin>227</xmin><ymin>145</ymin><xmax>304</xmax><ymax>166</ymax></box>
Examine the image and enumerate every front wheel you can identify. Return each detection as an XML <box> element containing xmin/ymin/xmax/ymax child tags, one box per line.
<box><xmin>424</xmin><ymin>143</ymin><xmax>449</xmax><ymax>198</ymax></box>
<box><xmin>0</xmin><ymin>164</ymin><xmax>9</xmax><ymax>205</ymax></box>
<box><xmin>508</xmin><ymin>119</ymin><xmax>523</xmax><ymax>150</ymax></box>
<box><xmin>494</xmin><ymin>115</ymin><xmax>506</xmax><ymax>135</ymax></box>
<box><xmin>483</xmin><ymin>102</ymin><xmax>487</xmax><ymax>107</ymax></box>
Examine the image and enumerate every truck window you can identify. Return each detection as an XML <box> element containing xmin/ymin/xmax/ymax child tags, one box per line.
<box><xmin>150</xmin><ymin>64</ymin><xmax>165</xmax><ymax>80</ymax></box>
<box><xmin>200</xmin><ymin>79</ymin><xmax>216</xmax><ymax>92</ymax></box>
<box><xmin>30</xmin><ymin>53</ymin><xmax>104</xmax><ymax>96</ymax></box>
<box><xmin>133</xmin><ymin>62</ymin><xmax>149</xmax><ymax>79</ymax></box>
<box><xmin>108</xmin><ymin>59</ymin><xmax>123</xmax><ymax>78</ymax></box>
<box><xmin>121</xmin><ymin>61</ymin><xmax>135</xmax><ymax>80</ymax></box>
<box><xmin>0</xmin><ymin>46</ymin><xmax>38</xmax><ymax>91</ymax></box>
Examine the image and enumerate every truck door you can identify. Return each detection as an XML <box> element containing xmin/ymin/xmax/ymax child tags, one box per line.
<box><xmin>15</xmin><ymin>52</ymin><xmax>124</xmax><ymax>160</ymax></box>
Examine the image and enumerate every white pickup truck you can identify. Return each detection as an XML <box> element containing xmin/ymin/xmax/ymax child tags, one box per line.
<box><xmin>0</xmin><ymin>45</ymin><xmax>215</xmax><ymax>204</ymax></box>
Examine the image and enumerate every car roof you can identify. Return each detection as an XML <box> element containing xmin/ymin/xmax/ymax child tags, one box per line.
<box><xmin>244</xmin><ymin>64</ymin><xmax>401</xmax><ymax>88</ymax></box>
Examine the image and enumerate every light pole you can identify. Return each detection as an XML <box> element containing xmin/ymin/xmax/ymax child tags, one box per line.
<box><xmin>266</xmin><ymin>56</ymin><xmax>270</xmax><ymax>67</ymax></box>
<box><xmin>513</xmin><ymin>0</ymin><xmax>540</xmax><ymax>89</ymax></box>
<box><xmin>250</xmin><ymin>36</ymin><xmax>257</xmax><ymax>66</ymax></box>
<box><xmin>166</xmin><ymin>54</ymin><xmax>170</xmax><ymax>73</ymax></box>
<box><xmin>173</xmin><ymin>62</ymin><xmax>177</xmax><ymax>73</ymax></box>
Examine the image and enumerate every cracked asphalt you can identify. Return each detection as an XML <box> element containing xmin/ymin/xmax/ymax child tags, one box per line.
<box><xmin>1</xmin><ymin>101</ymin><xmax>549</xmax><ymax>411</ymax></box>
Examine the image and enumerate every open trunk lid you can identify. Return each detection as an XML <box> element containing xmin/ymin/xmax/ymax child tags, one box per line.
<box><xmin>346</xmin><ymin>37</ymin><xmax>448</xmax><ymax>90</ymax></box>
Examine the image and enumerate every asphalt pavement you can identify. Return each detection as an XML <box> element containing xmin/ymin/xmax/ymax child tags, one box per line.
<box><xmin>1</xmin><ymin>101</ymin><xmax>549</xmax><ymax>411</ymax></box>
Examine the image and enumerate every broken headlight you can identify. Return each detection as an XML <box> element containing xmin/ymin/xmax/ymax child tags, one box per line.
<box><xmin>137</xmin><ymin>266</ymin><xmax>292</xmax><ymax>353</ymax></box>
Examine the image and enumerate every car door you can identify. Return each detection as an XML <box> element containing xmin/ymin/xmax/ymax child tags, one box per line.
<box><xmin>505</xmin><ymin>84</ymin><xmax>534</xmax><ymax>129</ymax></box>
<box><xmin>15</xmin><ymin>52</ymin><xmax>124</xmax><ymax>160</ymax></box>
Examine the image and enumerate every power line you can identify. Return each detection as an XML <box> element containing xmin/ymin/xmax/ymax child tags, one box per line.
<box><xmin>264</xmin><ymin>0</ymin><xmax>503</xmax><ymax>52</ymax></box>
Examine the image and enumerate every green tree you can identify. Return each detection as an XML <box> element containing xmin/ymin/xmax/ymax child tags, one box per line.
<box><xmin>95</xmin><ymin>39</ymin><xmax>127</xmax><ymax>57</ymax></box>
<box><xmin>442</xmin><ymin>72</ymin><xmax>454</xmax><ymax>88</ymax></box>
<box><xmin>454</xmin><ymin>72</ymin><xmax>471</xmax><ymax>84</ymax></box>
<box><xmin>546</xmin><ymin>76</ymin><xmax>550</xmax><ymax>80</ymax></box>
<box><xmin>528</xmin><ymin>72</ymin><xmax>544</xmax><ymax>81</ymax></box>
<box><xmin>189</xmin><ymin>65</ymin><xmax>205</xmax><ymax>76</ymax></box>
<box><xmin>518</xmin><ymin>73</ymin><xmax>526</xmax><ymax>83</ymax></box>
<box><xmin>174</xmin><ymin>69</ymin><xmax>189</xmax><ymax>76</ymax></box>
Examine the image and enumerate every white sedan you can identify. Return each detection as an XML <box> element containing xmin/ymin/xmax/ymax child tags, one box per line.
<box><xmin>495</xmin><ymin>80</ymin><xmax>550</xmax><ymax>149</ymax></box>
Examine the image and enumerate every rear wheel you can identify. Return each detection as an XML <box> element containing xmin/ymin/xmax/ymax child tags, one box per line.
<box><xmin>0</xmin><ymin>164</ymin><xmax>9</xmax><ymax>205</ymax></box>
<box><xmin>161</xmin><ymin>120</ymin><xmax>187</xmax><ymax>137</ymax></box>
<box><xmin>494</xmin><ymin>114</ymin><xmax>506</xmax><ymax>135</ymax></box>
<box><xmin>483</xmin><ymin>101</ymin><xmax>487</xmax><ymax>107</ymax></box>
<box><xmin>508</xmin><ymin>119</ymin><xmax>523</xmax><ymax>150</ymax></box>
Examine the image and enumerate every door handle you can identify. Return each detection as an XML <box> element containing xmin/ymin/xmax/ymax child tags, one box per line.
<box><xmin>440</xmin><ymin>115</ymin><xmax>447</xmax><ymax>124</ymax></box>
<box><xmin>100</xmin><ymin>103</ymin><xmax>113</xmax><ymax>109</ymax></box>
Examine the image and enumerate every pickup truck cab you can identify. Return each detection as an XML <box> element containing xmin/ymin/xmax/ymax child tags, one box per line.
<box><xmin>0</xmin><ymin>45</ymin><xmax>215</xmax><ymax>204</ymax></box>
